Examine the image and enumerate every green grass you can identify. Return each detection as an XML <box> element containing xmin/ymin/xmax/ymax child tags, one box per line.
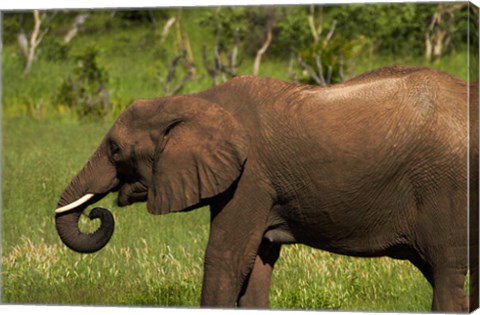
<box><xmin>2</xmin><ymin>118</ymin><xmax>433</xmax><ymax>310</ymax></box>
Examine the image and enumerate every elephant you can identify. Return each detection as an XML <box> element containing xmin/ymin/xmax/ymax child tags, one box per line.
<box><xmin>54</xmin><ymin>66</ymin><xmax>478</xmax><ymax>312</ymax></box>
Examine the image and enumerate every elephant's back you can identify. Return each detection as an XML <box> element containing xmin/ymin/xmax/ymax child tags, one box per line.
<box><xmin>279</xmin><ymin>67</ymin><xmax>468</xmax><ymax>189</ymax></box>
<box><xmin>298</xmin><ymin>67</ymin><xmax>467</xmax><ymax>151</ymax></box>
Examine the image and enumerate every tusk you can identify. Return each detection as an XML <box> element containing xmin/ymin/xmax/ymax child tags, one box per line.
<box><xmin>55</xmin><ymin>193</ymin><xmax>95</xmax><ymax>214</ymax></box>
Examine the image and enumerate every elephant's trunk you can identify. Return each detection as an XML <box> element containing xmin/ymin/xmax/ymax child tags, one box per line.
<box><xmin>55</xmin><ymin>203</ymin><xmax>114</xmax><ymax>254</ymax></box>
<box><xmin>55</xmin><ymin>143</ymin><xmax>119</xmax><ymax>254</ymax></box>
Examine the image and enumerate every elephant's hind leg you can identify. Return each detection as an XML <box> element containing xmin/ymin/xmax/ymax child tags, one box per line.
<box><xmin>410</xmin><ymin>242</ymin><xmax>468</xmax><ymax>311</ymax></box>
<box><xmin>414</xmin><ymin>188</ymin><xmax>468</xmax><ymax>311</ymax></box>
<box><xmin>237</xmin><ymin>239</ymin><xmax>281</xmax><ymax>308</ymax></box>
<box><xmin>431</xmin><ymin>267</ymin><xmax>469</xmax><ymax>311</ymax></box>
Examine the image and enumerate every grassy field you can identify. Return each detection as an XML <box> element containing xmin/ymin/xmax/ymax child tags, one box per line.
<box><xmin>1</xmin><ymin>8</ymin><xmax>472</xmax><ymax>311</ymax></box>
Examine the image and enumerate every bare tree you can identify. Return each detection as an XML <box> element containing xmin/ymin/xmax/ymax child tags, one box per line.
<box><xmin>160</xmin><ymin>17</ymin><xmax>176</xmax><ymax>43</ymax></box>
<box><xmin>19</xmin><ymin>10</ymin><xmax>50</xmax><ymax>74</ymax></box>
<box><xmin>64</xmin><ymin>13</ymin><xmax>89</xmax><ymax>44</ymax></box>
<box><xmin>296</xmin><ymin>16</ymin><xmax>342</xmax><ymax>86</ymax></box>
<box><xmin>155</xmin><ymin>10</ymin><xmax>196</xmax><ymax>95</ymax></box>
<box><xmin>297</xmin><ymin>53</ymin><xmax>331</xmax><ymax>86</ymax></box>
<box><xmin>252</xmin><ymin>25</ymin><xmax>272</xmax><ymax>76</ymax></box>
<box><xmin>425</xmin><ymin>3</ymin><xmax>467</xmax><ymax>62</ymax></box>
<box><xmin>159</xmin><ymin>51</ymin><xmax>196</xmax><ymax>96</ymax></box>
<box><xmin>202</xmin><ymin>45</ymin><xmax>223</xmax><ymax>86</ymax></box>
<box><xmin>202</xmin><ymin>36</ymin><xmax>242</xmax><ymax>86</ymax></box>
<box><xmin>308</xmin><ymin>5</ymin><xmax>322</xmax><ymax>45</ymax></box>
<box><xmin>307</xmin><ymin>6</ymin><xmax>338</xmax><ymax>47</ymax></box>
<box><xmin>253</xmin><ymin>10</ymin><xmax>275</xmax><ymax>76</ymax></box>
<box><xmin>174</xmin><ymin>10</ymin><xmax>195</xmax><ymax>70</ymax></box>
<box><xmin>203</xmin><ymin>45</ymin><xmax>242</xmax><ymax>86</ymax></box>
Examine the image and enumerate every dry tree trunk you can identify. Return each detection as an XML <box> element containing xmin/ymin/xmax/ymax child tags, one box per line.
<box><xmin>203</xmin><ymin>45</ymin><xmax>222</xmax><ymax>86</ymax></box>
<box><xmin>173</xmin><ymin>11</ymin><xmax>196</xmax><ymax>76</ymax></box>
<box><xmin>253</xmin><ymin>10</ymin><xmax>276</xmax><ymax>76</ymax></box>
<box><xmin>298</xmin><ymin>53</ymin><xmax>328</xmax><ymax>86</ymax></box>
<box><xmin>253</xmin><ymin>24</ymin><xmax>273</xmax><ymax>76</ymax></box>
<box><xmin>160</xmin><ymin>17</ymin><xmax>176</xmax><ymax>43</ymax></box>
<box><xmin>64</xmin><ymin>14</ymin><xmax>89</xmax><ymax>44</ymax></box>
<box><xmin>297</xmin><ymin>17</ymin><xmax>339</xmax><ymax>86</ymax></box>
<box><xmin>425</xmin><ymin>3</ymin><xmax>467</xmax><ymax>62</ymax></box>
<box><xmin>203</xmin><ymin>39</ymin><xmax>242</xmax><ymax>86</ymax></box>
<box><xmin>22</xmin><ymin>10</ymin><xmax>49</xmax><ymax>74</ymax></box>
<box><xmin>161</xmin><ymin>51</ymin><xmax>195</xmax><ymax>96</ymax></box>
<box><xmin>308</xmin><ymin>5</ymin><xmax>322</xmax><ymax>45</ymax></box>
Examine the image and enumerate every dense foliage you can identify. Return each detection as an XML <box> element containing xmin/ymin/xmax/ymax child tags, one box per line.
<box><xmin>2</xmin><ymin>3</ymin><xmax>473</xmax><ymax>118</ymax></box>
<box><xmin>56</xmin><ymin>46</ymin><xmax>110</xmax><ymax>117</ymax></box>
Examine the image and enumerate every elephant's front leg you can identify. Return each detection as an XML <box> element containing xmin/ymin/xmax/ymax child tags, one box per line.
<box><xmin>200</xmin><ymin>179</ymin><xmax>273</xmax><ymax>307</ymax></box>
<box><xmin>237</xmin><ymin>239</ymin><xmax>281</xmax><ymax>308</ymax></box>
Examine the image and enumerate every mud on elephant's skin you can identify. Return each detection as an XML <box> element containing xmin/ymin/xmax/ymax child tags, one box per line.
<box><xmin>55</xmin><ymin>66</ymin><xmax>478</xmax><ymax>311</ymax></box>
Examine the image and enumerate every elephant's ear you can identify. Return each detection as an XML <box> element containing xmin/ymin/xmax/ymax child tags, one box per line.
<box><xmin>147</xmin><ymin>97</ymin><xmax>249</xmax><ymax>215</ymax></box>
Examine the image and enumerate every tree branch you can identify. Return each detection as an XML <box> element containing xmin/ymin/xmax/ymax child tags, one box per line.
<box><xmin>160</xmin><ymin>50</ymin><xmax>195</xmax><ymax>96</ymax></box>
<box><xmin>17</xmin><ymin>30</ymin><xmax>29</xmax><ymax>58</ymax></box>
<box><xmin>160</xmin><ymin>17</ymin><xmax>176</xmax><ymax>43</ymax></box>
<box><xmin>64</xmin><ymin>14</ymin><xmax>89</xmax><ymax>44</ymax></box>
<box><xmin>325</xmin><ymin>20</ymin><xmax>337</xmax><ymax>44</ymax></box>
<box><xmin>297</xmin><ymin>54</ymin><xmax>326</xmax><ymax>86</ymax></box>
<box><xmin>308</xmin><ymin>5</ymin><xmax>323</xmax><ymax>45</ymax></box>
<box><xmin>314</xmin><ymin>54</ymin><xmax>326</xmax><ymax>85</ymax></box>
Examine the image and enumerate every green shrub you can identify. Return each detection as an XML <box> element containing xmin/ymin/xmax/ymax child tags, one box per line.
<box><xmin>55</xmin><ymin>46</ymin><xmax>110</xmax><ymax>117</ymax></box>
<box><xmin>38</xmin><ymin>37</ymin><xmax>70</xmax><ymax>61</ymax></box>
<box><xmin>270</xmin><ymin>7</ymin><xmax>312</xmax><ymax>55</ymax></box>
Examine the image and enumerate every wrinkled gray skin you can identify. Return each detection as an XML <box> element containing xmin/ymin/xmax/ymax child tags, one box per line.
<box><xmin>55</xmin><ymin>66</ymin><xmax>477</xmax><ymax>311</ymax></box>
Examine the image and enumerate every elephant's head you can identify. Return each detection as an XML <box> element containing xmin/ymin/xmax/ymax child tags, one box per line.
<box><xmin>55</xmin><ymin>96</ymin><xmax>249</xmax><ymax>253</ymax></box>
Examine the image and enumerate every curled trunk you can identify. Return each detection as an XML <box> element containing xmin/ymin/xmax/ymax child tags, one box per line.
<box><xmin>55</xmin><ymin>142</ymin><xmax>118</xmax><ymax>253</ymax></box>
<box><xmin>55</xmin><ymin>205</ymin><xmax>114</xmax><ymax>254</ymax></box>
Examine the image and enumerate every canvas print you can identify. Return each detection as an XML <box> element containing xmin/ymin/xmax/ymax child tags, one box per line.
<box><xmin>2</xmin><ymin>2</ymin><xmax>479</xmax><ymax>312</ymax></box>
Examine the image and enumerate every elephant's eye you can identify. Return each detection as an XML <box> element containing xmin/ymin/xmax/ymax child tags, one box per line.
<box><xmin>109</xmin><ymin>141</ymin><xmax>121</xmax><ymax>157</ymax></box>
